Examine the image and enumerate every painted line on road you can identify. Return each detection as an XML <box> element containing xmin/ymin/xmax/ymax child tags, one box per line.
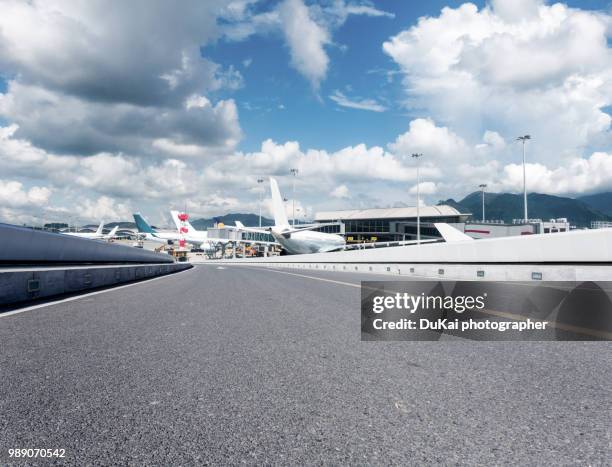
<box><xmin>240</xmin><ymin>266</ymin><xmax>361</xmax><ymax>288</ymax></box>
<box><xmin>240</xmin><ymin>266</ymin><xmax>611</xmax><ymax>340</ymax></box>
<box><xmin>0</xmin><ymin>266</ymin><xmax>196</xmax><ymax>319</ymax></box>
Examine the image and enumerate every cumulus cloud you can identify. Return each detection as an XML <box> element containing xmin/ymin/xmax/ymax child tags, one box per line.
<box><xmin>497</xmin><ymin>152</ymin><xmax>612</xmax><ymax>195</ymax></box>
<box><xmin>278</xmin><ymin>0</ymin><xmax>330</xmax><ymax>89</ymax></box>
<box><xmin>409</xmin><ymin>182</ymin><xmax>438</xmax><ymax>196</ymax></box>
<box><xmin>388</xmin><ymin>118</ymin><xmax>469</xmax><ymax>161</ymax></box>
<box><xmin>0</xmin><ymin>83</ymin><xmax>241</xmax><ymax>157</ymax></box>
<box><xmin>329</xmin><ymin>91</ymin><xmax>386</xmax><ymax>112</ymax></box>
<box><xmin>223</xmin><ymin>0</ymin><xmax>394</xmax><ymax>87</ymax></box>
<box><xmin>0</xmin><ymin>0</ymin><xmax>229</xmax><ymax>106</ymax></box>
<box><xmin>330</xmin><ymin>184</ymin><xmax>350</xmax><ymax>199</ymax></box>
<box><xmin>205</xmin><ymin>138</ymin><xmax>441</xmax><ymax>191</ymax></box>
<box><xmin>0</xmin><ymin>1</ymin><xmax>242</xmax><ymax>158</ymax></box>
<box><xmin>0</xmin><ymin>180</ymin><xmax>51</xmax><ymax>208</ymax></box>
<box><xmin>383</xmin><ymin>0</ymin><xmax>612</xmax><ymax>163</ymax></box>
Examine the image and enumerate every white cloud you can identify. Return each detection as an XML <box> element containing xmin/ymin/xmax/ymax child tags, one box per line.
<box><xmin>0</xmin><ymin>82</ymin><xmax>241</xmax><ymax>157</ymax></box>
<box><xmin>409</xmin><ymin>182</ymin><xmax>438</xmax><ymax>196</ymax></box>
<box><xmin>78</xmin><ymin>196</ymin><xmax>132</xmax><ymax>222</ymax></box>
<box><xmin>497</xmin><ymin>152</ymin><xmax>612</xmax><ymax>195</ymax></box>
<box><xmin>330</xmin><ymin>184</ymin><xmax>350</xmax><ymax>199</ymax></box>
<box><xmin>343</xmin><ymin>4</ymin><xmax>394</xmax><ymax>19</ymax></box>
<box><xmin>0</xmin><ymin>2</ymin><xmax>243</xmax><ymax>158</ymax></box>
<box><xmin>0</xmin><ymin>180</ymin><xmax>51</xmax><ymax>208</ymax></box>
<box><xmin>383</xmin><ymin>0</ymin><xmax>612</xmax><ymax>164</ymax></box>
<box><xmin>329</xmin><ymin>91</ymin><xmax>386</xmax><ymax>112</ymax></box>
<box><xmin>388</xmin><ymin>118</ymin><xmax>469</xmax><ymax>161</ymax></box>
<box><xmin>278</xmin><ymin>0</ymin><xmax>330</xmax><ymax>89</ymax></box>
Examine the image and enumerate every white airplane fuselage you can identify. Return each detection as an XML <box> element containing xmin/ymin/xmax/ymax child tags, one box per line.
<box><xmin>271</xmin><ymin>228</ymin><xmax>345</xmax><ymax>255</ymax></box>
<box><xmin>63</xmin><ymin>232</ymin><xmax>105</xmax><ymax>239</ymax></box>
<box><xmin>146</xmin><ymin>231</ymin><xmax>216</xmax><ymax>251</ymax></box>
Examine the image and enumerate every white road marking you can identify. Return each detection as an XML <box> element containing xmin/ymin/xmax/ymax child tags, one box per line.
<box><xmin>0</xmin><ymin>266</ymin><xmax>195</xmax><ymax>319</ymax></box>
<box><xmin>244</xmin><ymin>266</ymin><xmax>361</xmax><ymax>288</ymax></box>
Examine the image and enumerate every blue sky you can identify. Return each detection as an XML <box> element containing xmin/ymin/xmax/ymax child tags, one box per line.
<box><xmin>206</xmin><ymin>1</ymin><xmax>480</xmax><ymax>152</ymax></box>
<box><xmin>0</xmin><ymin>0</ymin><xmax>610</xmax><ymax>224</ymax></box>
<box><xmin>206</xmin><ymin>0</ymin><xmax>610</xmax><ymax>152</ymax></box>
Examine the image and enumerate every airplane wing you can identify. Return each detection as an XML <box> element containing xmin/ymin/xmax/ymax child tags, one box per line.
<box><xmin>434</xmin><ymin>223</ymin><xmax>474</xmax><ymax>242</ymax></box>
<box><xmin>234</xmin><ymin>221</ymin><xmax>270</xmax><ymax>234</ymax></box>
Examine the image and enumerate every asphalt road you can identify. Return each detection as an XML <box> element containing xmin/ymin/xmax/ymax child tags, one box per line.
<box><xmin>0</xmin><ymin>264</ymin><xmax>610</xmax><ymax>465</ymax></box>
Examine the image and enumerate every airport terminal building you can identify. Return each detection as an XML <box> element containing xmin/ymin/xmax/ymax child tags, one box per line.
<box><xmin>314</xmin><ymin>206</ymin><xmax>471</xmax><ymax>243</ymax></box>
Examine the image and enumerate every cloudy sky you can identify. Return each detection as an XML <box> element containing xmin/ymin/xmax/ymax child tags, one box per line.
<box><xmin>0</xmin><ymin>0</ymin><xmax>610</xmax><ymax>225</ymax></box>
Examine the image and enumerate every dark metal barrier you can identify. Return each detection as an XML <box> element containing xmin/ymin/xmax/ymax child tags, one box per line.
<box><xmin>0</xmin><ymin>223</ymin><xmax>174</xmax><ymax>265</ymax></box>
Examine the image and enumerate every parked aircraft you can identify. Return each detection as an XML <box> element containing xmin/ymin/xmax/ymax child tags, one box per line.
<box><xmin>133</xmin><ymin>213</ymin><xmax>179</xmax><ymax>244</ymax></box>
<box><xmin>169</xmin><ymin>210</ymin><xmax>219</xmax><ymax>252</ymax></box>
<box><xmin>63</xmin><ymin>221</ymin><xmax>105</xmax><ymax>239</ymax></box>
<box><xmin>238</xmin><ymin>178</ymin><xmax>345</xmax><ymax>254</ymax></box>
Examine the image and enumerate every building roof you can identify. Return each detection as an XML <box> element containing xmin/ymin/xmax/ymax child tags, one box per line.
<box><xmin>315</xmin><ymin>205</ymin><xmax>469</xmax><ymax>221</ymax></box>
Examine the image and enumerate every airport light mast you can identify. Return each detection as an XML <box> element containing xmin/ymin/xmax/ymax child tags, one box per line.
<box><xmin>516</xmin><ymin>135</ymin><xmax>531</xmax><ymax>223</ymax></box>
<box><xmin>479</xmin><ymin>184</ymin><xmax>487</xmax><ymax>222</ymax></box>
<box><xmin>257</xmin><ymin>177</ymin><xmax>264</xmax><ymax>228</ymax></box>
<box><xmin>290</xmin><ymin>168</ymin><xmax>299</xmax><ymax>227</ymax></box>
<box><xmin>412</xmin><ymin>153</ymin><xmax>423</xmax><ymax>245</ymax></box>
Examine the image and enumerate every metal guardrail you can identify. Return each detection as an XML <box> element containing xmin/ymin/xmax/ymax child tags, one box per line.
<box><xmin>0</xmin><ymin>223</ymin><xmax>174</xmax><ymax>265</ymax></box>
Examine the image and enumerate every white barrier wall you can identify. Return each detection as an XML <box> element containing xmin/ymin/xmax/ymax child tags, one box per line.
<box><xmin>195</xmin><ymin>228</ymin><xmax>612</xmax><ymax>281</ymax></box>
<box><xmin>195</xmin><ymin>260</ymin><xmax>612</xmax><ymax>282</ymax></box>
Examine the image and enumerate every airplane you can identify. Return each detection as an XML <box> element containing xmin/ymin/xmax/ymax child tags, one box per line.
<box><xmin>133</xmin><ymin>213</ymin><xmax>182</xmax><ymax>244</ymax></box>
<box><xmin>134</xmin><ymin>212</ymin><xmax>220</xmax><ymax>253</ymax></box>
<box><xmin>169</xmin><ymin>210</ymin><xmax>220</xmax><ymax>252</ymax></box>
<box><xmin>63</xmin><ymin>221</ymin><xmax>106</xmax><ymax>239</ymax></box>
<box><xmin>238</xmin><ymin>177</ymin><xmax>346</xmax><ymax>255</ymax></box>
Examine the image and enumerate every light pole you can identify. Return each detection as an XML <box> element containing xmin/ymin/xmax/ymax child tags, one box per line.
<box><xmin>412</xmin><ymin>153</ymin><xmax>423</xmax><ymax>244</ymax></box>
<box><xmin>479</xmin><ymin>184</ymin><xmax>487</xmax><ymax>222</ymax></box>
<box><xmin>516</xmin><ymin>135</ymin><xmax>531</xmax><ymax>223</ymax></box>
<box><xmin>290</xmin><ymin>168</ymin><xmax>299</xmax><ymax>227</ymax></box>
<box><xmin>257</xmin><ymin>177</ymin><xmax>264</xmax><ymax>227</ymax></box>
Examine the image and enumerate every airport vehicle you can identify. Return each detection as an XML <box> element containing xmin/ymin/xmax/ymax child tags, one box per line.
<box><xmin>63</xmin><ymin>221</ymin><xmax>116</xmax><ymax>240</ymax></box>
<box><xmin>238</xmin><ymin>178</ymin><xmax>346</xmax><ymax>255</ymax></box>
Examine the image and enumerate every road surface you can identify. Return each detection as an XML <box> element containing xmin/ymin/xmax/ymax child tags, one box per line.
<box><xmin>0</xmin><ymin>264</ymin><xmax>610</xmax><ymax>464</ymax></box>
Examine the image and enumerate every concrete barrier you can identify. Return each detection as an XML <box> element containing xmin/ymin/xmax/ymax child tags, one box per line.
<box><xmin>0</xmin><ymin>263</ymin><xmax>192</xmax><ymax>306</ymax></box>
<box><xmin>197</xmin><ymin>258</ymin><xmax>612</xmax><ymax>282</ymax></box>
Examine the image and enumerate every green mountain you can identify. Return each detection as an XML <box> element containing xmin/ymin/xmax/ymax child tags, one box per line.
<box><xmin>191</xmin><ymin>213</ymin><xmax>274</xmax><ymax>230</ymax></box>
<box><xmin>578</xmin><ymin>192</ymin><xmax>612</xmax><ymax>217</ymax></box>
<box><xmin>439</xmin><ymin>192</ymin><xmax>612</xmax><ymax>227</ymax></box>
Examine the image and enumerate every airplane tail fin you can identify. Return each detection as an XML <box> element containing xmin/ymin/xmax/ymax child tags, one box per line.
<box><xmin>133</xmin><ymin>213</ymin><xmax>156</xmax><ymax>233</ymax></box>
<box><xmin>96</xmin><ymin>221</ymin><xmax>104</xmax><ymax>236</ymax></box>
<box><xmin>269</xmin><ymin>177</ymin><xmax>290</xmax><ymax>228</ymax></box>
<box><xmin>434</xmin><ymin>223</ymin><xmax>474</xmax><ymax>242</ymax></box>
<box><xmin>171</xmin><ymin>210</ymin><xmax>197</xmax><ymax>234</ymax></box>
<box><xmin>235</xmin><ymin>220</ymin><xmax>245</xmax><ymax>229</ymax></box>
<box><xmin>107</xmin><ymin>226</ymin><xmax>118</xmax><ymax>238</ymax></box>
<box><xmin>170</xmin><ymin>210</ymin><xmax>182</xmax><ymax>231</ymax></box>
